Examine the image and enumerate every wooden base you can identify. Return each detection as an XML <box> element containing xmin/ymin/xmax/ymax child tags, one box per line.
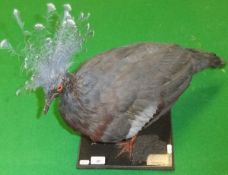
<box><xmin>77</xmin><ymin>111</ymin><xmax>174</xmax><ymax>170</ymax></box>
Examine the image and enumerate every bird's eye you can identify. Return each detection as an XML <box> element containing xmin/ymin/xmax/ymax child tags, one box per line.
<box><xmin>57</xmin><ymin>84</ymin><xmax>63</xmax><ymax>92</ymax></box>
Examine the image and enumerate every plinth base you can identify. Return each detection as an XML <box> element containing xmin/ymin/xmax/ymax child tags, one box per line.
<box><xmin>77</xmin><ymin>111</ymin><xmax>174</xmax><ymax>170</ymax></box>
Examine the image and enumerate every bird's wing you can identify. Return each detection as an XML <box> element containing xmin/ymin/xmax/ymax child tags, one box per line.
<box><xmin>96</xmin><ymin>43</ymin><xmax>194</xmax><ymax>142</ymax></box>
<box><xmin>75</xmin><ymin>43</ymin><xmax>194</xmax><ymax>142</ymax></box>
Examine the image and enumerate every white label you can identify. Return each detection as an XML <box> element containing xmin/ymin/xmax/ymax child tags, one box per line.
<box><xmin>79</xmin><ymin>160</ymin><xmax>90</xmax><ymax>165</ymax></box>
<box><xmin>167</xmin><ymin>144</ymin><xmax>172</xmax><ymax>154</ymax></box>
<box><xmin>90</xmin><ymin>156</ymin><xmax>106</xmax><ymax>165</ymax></box>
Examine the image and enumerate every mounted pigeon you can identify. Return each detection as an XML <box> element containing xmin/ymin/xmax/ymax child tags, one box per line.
<box><xmin>1</xmin><ymin>3</ymin><xmax>225</xmax><ymax>157</ymax></box>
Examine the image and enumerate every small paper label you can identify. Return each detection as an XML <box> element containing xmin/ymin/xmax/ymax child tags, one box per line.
<box><xmin>79</xmin><ymin>160</ymin><xmax>90</xmax><ymax>165</ymax></box>
<box><xmin>147</xmin><ymin>154</ymin><xmax>172</xmax><ymax>166</ymax></box>
<box><xmin>90</xmin><ymin>156</ymin><xmax>106</xmax><ymax>165</ymax></box>
<box><xmin>167</xmin><ymin>144</ymin><xmax>172</xmax><ymax>154</ymax></box>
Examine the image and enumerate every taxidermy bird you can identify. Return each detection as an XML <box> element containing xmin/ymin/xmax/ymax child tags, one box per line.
<box><xmin>1</xmin><ymin>4</ymin><xmax>225</xmax><ymax>157</ymax></box>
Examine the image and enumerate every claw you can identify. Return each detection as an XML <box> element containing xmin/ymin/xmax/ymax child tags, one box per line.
<box><xmin>115</xmin><ymin>136</ymin><xmax>137</xmax><ymax>159</ymax></box>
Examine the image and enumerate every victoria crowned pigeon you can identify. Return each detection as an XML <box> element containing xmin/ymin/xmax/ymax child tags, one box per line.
<box><xmin>1</xmin><ymin>4</ymin><xmax>225</xmax><ymax>157</ymax></box>
<box><xmin>54</xmin><ymin>43</ymin><xmax>224</xmax><ymax>154</ymax></box>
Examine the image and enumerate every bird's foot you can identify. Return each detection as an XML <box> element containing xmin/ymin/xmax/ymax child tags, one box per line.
<box><xmin>115</xmin><ymin>136</ymin><xmax>137</xmax><ymax>159</ymax></box>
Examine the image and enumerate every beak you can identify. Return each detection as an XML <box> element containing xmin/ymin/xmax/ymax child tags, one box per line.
<box><xmin>43</xmin><ymin>92</ymin><xmax>59</xmax><ymax>114</ymax></box>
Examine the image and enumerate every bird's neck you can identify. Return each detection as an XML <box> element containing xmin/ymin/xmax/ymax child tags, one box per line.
<box><xmin>63</xmin><ymin>73</ymin><xmax>77</xmax><ymax>94</ymax></box>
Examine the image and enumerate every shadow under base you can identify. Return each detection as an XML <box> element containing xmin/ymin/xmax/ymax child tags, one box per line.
<box><xmin>77</xmin><ymin>111</ymin><xmax>174</xmax><ymax>170</ymax></box>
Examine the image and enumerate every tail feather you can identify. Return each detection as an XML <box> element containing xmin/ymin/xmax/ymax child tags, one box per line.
<box><xmin>209</xmin><ymin>55</ymin><xmax>226</xmax><ymax>68</ymax></box>
<box><xmin>187</xmin><ymin>48</ymin><xmax>226</xmax><ymax>73</ymax></box>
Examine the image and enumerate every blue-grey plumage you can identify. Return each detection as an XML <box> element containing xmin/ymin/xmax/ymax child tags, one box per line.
<box><xmin>57</xmin><ymin>42</ymin><xmax>224</xmax><ymax>143</ymax></box>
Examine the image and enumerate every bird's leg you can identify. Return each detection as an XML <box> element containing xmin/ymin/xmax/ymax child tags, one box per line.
<box><xmin>115</xmin><ymin>135</ymin><xmax>137</xmax><ymax>159</ymax></box>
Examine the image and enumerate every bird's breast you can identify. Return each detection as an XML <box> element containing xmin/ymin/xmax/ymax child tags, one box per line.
<box><xmin>59</xmin><ymin>88</ymin><xmax>113</xmax><ymax>142</ymax></box>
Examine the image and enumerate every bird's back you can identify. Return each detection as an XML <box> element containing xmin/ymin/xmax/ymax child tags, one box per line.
<box><xmin>59</xmin><ymin>42</ymin><xmax>223</xmax><ymax>142</ymax></box>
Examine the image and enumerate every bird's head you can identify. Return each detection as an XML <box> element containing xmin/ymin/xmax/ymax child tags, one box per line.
<box><xmin>0</xmin><ymin>3</ymin><xmax>93</xmax><ymax>114</ymax></box>
<box><xmin>43</xmin><ymin>79</ymin><xmax>65</xmax><ymax>114</ymax></box>
<box><xmin>43</xmin><ymin>84</ymin><xmax>63</xmax><ymax>114</ymax></box>
<box><xmin>43</xmin><ymin>72</ymin><xmax>74</xmax><ymax>113</ymax></box>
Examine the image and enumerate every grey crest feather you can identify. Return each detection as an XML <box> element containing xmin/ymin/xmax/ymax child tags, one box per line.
<box><xmin>1</xmin><ymin>3</ymin><xmax>93</xmax><ymax>94</ymax></box>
